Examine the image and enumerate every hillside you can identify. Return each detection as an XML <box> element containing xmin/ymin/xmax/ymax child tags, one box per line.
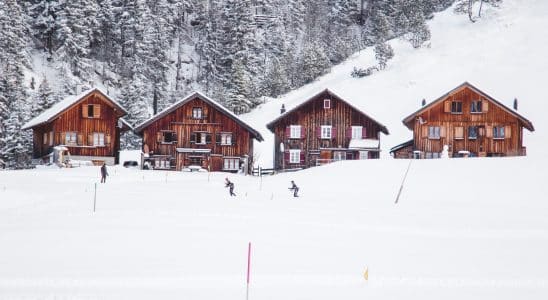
<box><xmin>242</xmin><ymin>0</ymin><xmax>548</xmax><ymax>167</ymax></box>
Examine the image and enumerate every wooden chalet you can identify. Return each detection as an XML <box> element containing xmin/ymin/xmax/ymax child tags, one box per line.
<box><xmin>391</xmin><ymin>82</ymin><xmax>535</xmax><ymax>158</ymax></box>
<box><xmin>266</xmin><ymin>89</ymin><xmax>389</xmax><ymax>170</ymax></box>
<box><xmin>22</xmin><ymin>88</ymin><xmax>131</xmax><ymax>165</ymax></box>
<box><xmin>134</xmin><ymin>91</ymin><xmax>263</xmax><ymax>173</ymax></box>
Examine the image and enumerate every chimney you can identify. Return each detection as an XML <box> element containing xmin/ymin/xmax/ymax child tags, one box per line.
<box><xmin>421</xmin><ymin>98</ymin><xmax>426</xmax><ymax>106</ymax></box>
<box><xmin>280</xmin><ymin>104</ymin><xmax>286</xmax><ymax>114</ymax></box>
<box><xmin>513</xmin><ymin>98</ymin><xmax>518</xmax><ymax>110</ymax></box>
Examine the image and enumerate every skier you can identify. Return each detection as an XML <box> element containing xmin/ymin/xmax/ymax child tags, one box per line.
<box><xmin>289</xmin><ymin>180</ymin><xmax>299</xmax><ymax>197</ymax></box>
<box><xmin>100</xmin><ymin>163</ymin><xmax>109</xmax><ymax>183</ymax></box>
<box><xmin>225</xmin><ymin>177</ymin><xmax>236</xmax><ymax>196</ymax></box>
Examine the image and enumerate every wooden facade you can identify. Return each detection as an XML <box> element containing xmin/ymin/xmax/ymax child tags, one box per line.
<box><xmin>395</xmin><ymin>82</ymin><xmax>534</xmax><ymax>158</ymax></box>
<box><xmin>23</xmin><ymin>88</ymin><xmax>130</xmax><ymax>165</ymax></box>
<box><xmin>134</xmin><ymin>92</ymin><xmax>263</xmax><ymax>173</ymax></box>
<box><xmin>267</xmin><ymin>89</ymin><xmax>389</xmax><ymax>170</ymax></box>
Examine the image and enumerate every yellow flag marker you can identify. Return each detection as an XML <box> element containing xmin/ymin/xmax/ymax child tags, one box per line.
<box><xmin>364</xmin><ymin>266</ymin><xmax>369</xmax><ymax>281</ymax></box>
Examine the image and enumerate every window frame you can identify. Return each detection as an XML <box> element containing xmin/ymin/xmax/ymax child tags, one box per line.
<box><xmin>220</xmin><ymin>133</ymin><xmax>232</xmax><ymax>145</ymax></box>
<box><xmin>161</xmin><ymin>131</ymin><xmax>176</xmax><ymax>144</ymax></box>
<box><xmin>321</xmin><ymin>125</ymin><xmax>332</xmax><ymax>139</ymax></box>
<box><xmin>323</xmin><ymin>99</ymin><xmax>331</xmax><ymax>109</ymax></box>
<box><xmin>493</xmin><ymin>126</ymin><xmax>505</xmax><ymax>139</ymax></box>
<box><xmin>289</xmin><ymin>125</ymin><xmax>301</xmax><ymax>139</ymax></box>
<box><xmin>351</xmin><ymin>126</ymin><xmax>363</xmax><ymax>139</ymax></box>
<box><xmin>289</xmin><ymin>149</ymin><xmax>301</xmax><ymax>164</ymax></box>
<box><xmin>468</xmin><ymin>126</ymin><xmax>478</xmax><ymax>140</ymax></box>
<box><xmin>65</xmin><ymin>132</ymin><xmax>77</xmax><ymax>145</ymax></box>
<box><xmin>192</xmin><ymin>107</ymin><xmax>203</xmax><ymax>119</ymax></box>
<box><xmin>470</xmin><ymin>100</ymin><xmax>483</xmax><ymax>113</ymax></box>
<box><xmin>428</xmin><ymin>126</ymin><xmax>440</xmax><ymax>139</ymax></box>
<box><xmin>223</xmin><ymin>158</ymin><xmax>240</xmax><ymax>171</ymax></box>
<box><xmin>93</xmin><ymin>132</ymin><xmax>105</xmax><ymax>146</ymax></box>
<box><xmin>451</xmin><ymin>101</ymin><xmax>463</xmax><ymax>114</ymax></box>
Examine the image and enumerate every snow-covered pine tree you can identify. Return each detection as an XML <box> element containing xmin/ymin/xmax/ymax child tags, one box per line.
<box><xmin>33</xmin><ymin>78</ymin><xmax>57</xmax><ymax>116</ymax></box>
<box><xmin>374</xmin><ymin>42</ymin><xmax>394</xmax><ymax>70</ymax></box>
<box><xmin>119</xmin><ymin>74</ymin><xmax>151</xmax><ymax>149</ymax></box>
<box><xmin>299</xmin><ymin>40</ymin><xmax>331</xmax><ymax>84</ymax></box>
<box><xmin>25</xmin><ymin>0</ymin><xmax>62</xmax><ymax>54</ymax></box>
<box><xmin>0</xmin><ymin>0</ymin><xmax>32</xmax><ymax>167</ymax></box>
<box><xmin>55</xmin><ymin>0</ymin><xmax>100</xmax><ymax>79</ymax></box>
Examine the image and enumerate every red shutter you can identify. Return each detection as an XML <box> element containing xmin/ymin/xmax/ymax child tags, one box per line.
<box><xmin>316</xmin><ymin>127</ymin><xmax>321</xmax><ymax>138</ymax></box>
<box><xmin>285</xmin><ymin>126</ymin><xmax>291</xmax><ymax>138</ymax></box>
<box><xmin>300</xmin><ymin>151</ymin><xmax>305</xmax><ymax>163</ymax></box>
<box><xmin>346</xmin><ymin>127</ymin><xmax>352</xmax><ymax>139</ymax></box>
<box><xmin>300</xmin><ymin>126</ymin><xmax>305</xmax><ymax>139</ymax></box>
<box><xmin>332</xmin><ymin>126</ymin><xmax>337</xmax><ymax>139</ymax></box>
<box><xmin>362</xmin><ymin>127</ymin><xmax>367</xmax><ymax>139</ymax></box>
<box><xmin>284</xmin><ymin>151</ymin><xmax>290</xmax><ymax>162</ymax></box>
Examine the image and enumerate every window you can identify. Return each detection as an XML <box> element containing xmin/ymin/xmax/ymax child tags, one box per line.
<box><xmin>188</xmin><ymin>157</ymin><xmax>202</xmax><ymax>166</ymax></box>
<box><xmin>321</xmin><ymin>125</ymin><xmax>332</xmax><ymax>139</ymax></box>
<box><xmin>324</xmin><ymin>99</ymin><xmax>331</xmax><ymax>109</ymax></box>
<box><xmin>163</xmin><ymin>131</ymin><xmax>175</xmax><ymax>143</ymax></box>
<box><xmin>65</xmin><ymin>132</ymin><xmax>77</xmax><ymax>145</ymax></box>
<box><xmin>333</xmin><ymin>151</ymin><xmax>346</xmax><ymax>161</ymax></box>
<box><xmin>359</xmin><ymin>151</ymin><xmax>369</xmax><ymax>160</ymax></box>
<box><xmin>428</xmin><ymin>126</ymin><xmax>440</xmax><ymax>139</ymax></box>
<box><xmin>83</xmin><ymin>104</ymin><xmax>100</xmax><ymax>118</ymax></box>
<box><xmin>49</xmin><ymin>131</ymin><xmax>54</xmax><ymax>146</ymax></box>
<box><xmin>454</xmin><ymin>126</ymin><xmax>464</xmax><ymax>140</ymax></box>
<box><xmin>351</xmin><ymin>126</ymin><xmax>363</xmax><ymax>139</ymax></box>
<box><xmin>290</xmin><ymin>125</ymin><xmax>301</xmax><ymax>139</ymax></box>
<box><xmin>220</xmin><ymin>133</ymin><xmax>232</xmax><ymax>145</ymax></box>
<box><xmin>192</xmin><ymin>107</ymin><xmax>203</xmax><ymax>119</ymax></box>
<box><xmin>493</xmin><ymin>126</ymin><xmax>505</xmax><ymax>139</ymax></box>
<box><xmin>471</xmin><ymin>100</ymin><xmax>482</xmax><ymax>113</ymax></box>
<box><xmin>193</xmin><ymin>132</ymin><xmax>210</xmax><ymax>145</ymax></box>
<box><xmin>223</xmin><ymin>158</ymin><xmax>240</xmax><ymax>170</ymax></box>
<box><xmin>43</xmin><ymin>132</ymin><xmax>48</xmax><ymax>145</ymax></box>
<box><xmin>93</xmin><ymin>133</ymin><xmax>105</xmax><ymax>146</ymax></box>
<box><xmin>451</xmin><ymin>101</ymin><xmax>463</xmax><ymax>114</ymax></box>
<box><xmin>432</xmin><ymin>152</ymin><xmax>440</xmax><ymax>159</ymax></box>
<box><xmin>289</xmin><ymin>150</ymin><xmax>300</xmax><ymax>164</ymax></box>
<box><xmin>468</xmin><ymin>126</ymin><xmax>478</xmax><ymax>139</ymax></box>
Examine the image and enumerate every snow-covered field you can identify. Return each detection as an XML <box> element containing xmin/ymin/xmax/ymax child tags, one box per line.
<box><xmin>3</xmin><ymin>0</ymin><xmax>548</xmax><ymax>299</ymax></box>
<box><xmin>1</xmin><ymin>158</ymin><xmax>547</xmax><ymax>299</ymax></box>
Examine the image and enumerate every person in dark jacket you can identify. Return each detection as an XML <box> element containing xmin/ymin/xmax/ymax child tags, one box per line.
<box><xmin>100</xmin><ymin>163</ymin><xmax>108</xmax><ymax>183</ymax></box>
<box><xmin>289</xmin><ymin>180</ymin><xmax>299</xmax><ymax>197</ymax></box>
<box><xmin>225</xmin><ymin>177</ymin><xmax>236</xmax><ymax>196</ymax></box>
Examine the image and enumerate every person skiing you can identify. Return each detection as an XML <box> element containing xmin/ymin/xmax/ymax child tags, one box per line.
<box><xmin>289</xmin><ymin>180</ymin><xmax>299</xmax><ymax>197</ymax></box>
<box><xmin>100</xmin><ymin>163</ymin><xmax>108</xmax><ymax>183</ymax></box>
<box><xmin>225</xmin><ymin>177</ymin><xmax>236</xmax><ymax>196</ymax></box>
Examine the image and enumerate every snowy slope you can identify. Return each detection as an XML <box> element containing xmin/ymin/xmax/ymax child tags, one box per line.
<box><xmin>0</xmin><ymin>158</ymin><xmax>547</xmax><ymax>299</ymax></box>
<box><xmin>241</xmin><ymin>0</ymin><xmax>548</xmax><ymax>167</ymax></box>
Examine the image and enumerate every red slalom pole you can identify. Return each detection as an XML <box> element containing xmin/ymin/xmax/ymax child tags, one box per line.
<box><xmin>246</xmin><ymin>242</ymin><xmax>251</xmax><ymax>300</ymax></box>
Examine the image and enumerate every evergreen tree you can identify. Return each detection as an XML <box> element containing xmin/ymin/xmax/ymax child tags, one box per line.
<box><xmin>299</xmin><ymin>41</ymin><xmax>331</xmax><ymax>84</ymax></box>
<box><xmin>33</xmin><ymin>78</ymin><xmax>57</xmax><ymax>115</ymax></box>
<box><xmin>374</xmin><ymin>42</ymin><xmax>394</xmax><ymax>70</ymax></box>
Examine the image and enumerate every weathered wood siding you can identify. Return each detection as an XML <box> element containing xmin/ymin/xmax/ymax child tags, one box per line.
<box><xmin>141</xmin><ymin>97</ymin><xmax>254</xmax><ymax>171</ymax></box>
<box><xmin>31</xmin><ymin>91</ymin><xmax>124</xmax><ymax>161</ymax></box>
<box><xmin>272</xmin><ymin>91</ymin><xmax>384</xmax><ymax>170</ymax></box>
<box><xmin>412</xmin><ymin>86</ymin><xmax>526</xmax><ymax>157</ymax></box>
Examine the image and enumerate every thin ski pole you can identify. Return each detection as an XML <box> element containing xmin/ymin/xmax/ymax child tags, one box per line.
<box><xmin>395</xmin><ymin>160</ymin><xmax>413</xmax><ymax>204</ymax></box>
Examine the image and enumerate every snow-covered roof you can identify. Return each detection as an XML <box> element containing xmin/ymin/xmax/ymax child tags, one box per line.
<box><xmin>134</xmin><ymin>91</ymin><xmax>264</xmax><ymax>141</ymax></box>
<box><xmin>266</xmin><ymin>89</ymin><xmax>389</xmax><ymax>135</ymax></box>
<box><xmin>22</xmin><ymin>88</ymin><xmax>128</xmax><ymax>130</ymax></box>
<box><xmin>348</xmin><ymin>138</ymin><xmax>380</xmax><ymax>150</ymax></box>
<box><xmin>402</xmin><ymin>82</ymin><xmax>535</xmax><ymax>131</ymax></box>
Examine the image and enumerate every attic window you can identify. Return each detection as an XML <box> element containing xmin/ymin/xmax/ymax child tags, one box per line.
<box><xmin>83</xmin><ymin>104</ymin><xmax>100</xmax><ymax>118</ymax></box>
<box><xmin>324</xmin><ymin>99</ymin><xmax>331</xmax><ymax>109</ymax></box>
<box><xmin>192</xmin><ymin>107</ymin><xmax>203</xmax><ymax>119</ymax></box>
